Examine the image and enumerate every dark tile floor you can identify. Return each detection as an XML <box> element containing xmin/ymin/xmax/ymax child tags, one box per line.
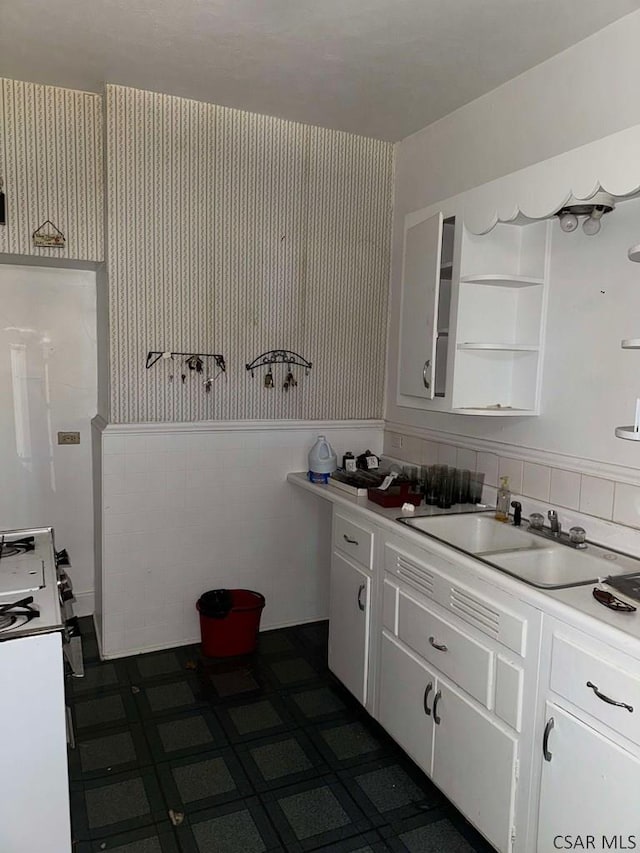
<box><xmin>68</xmin><ymin>618</ymin><xmax>495</xmax><ymax>852</ymax></box>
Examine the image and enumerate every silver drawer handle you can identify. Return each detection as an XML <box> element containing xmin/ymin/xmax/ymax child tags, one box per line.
<box><xmin>429</xmin><ymin>636</ymin><xmax>447</xmax><ymax>652</ymax></box>
<box><xmin>357</xmin><ymin>583</ymin><xmax>365</xmax><ymax>612</ymax></box>
<box><xmin>586</xmin><ymin>681</ymin><xmax>634</xmax><ymax>713</ymax></box>
<box><xmin>423</xmin><ymin>359</ymin><xmax>431</xmax><ymax>389</ymax></box>
<box><xmin>343</xmin><ymin>534</ymin><xmax>359</xmax><ymax>546</ymax></box>
<box><xmin>543</xmin><ymin>716</ymin><xmax>554</xmax><ymax>761</ymax></box>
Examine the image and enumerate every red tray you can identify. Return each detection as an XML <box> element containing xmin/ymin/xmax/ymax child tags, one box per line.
<box><xmin>367</xmin><ymin>487</ymin><xmax>422</xmax><ymax>508</ymax></box>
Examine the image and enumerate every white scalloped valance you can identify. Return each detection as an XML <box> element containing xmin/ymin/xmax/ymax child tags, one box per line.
<box><xmin>442</xmin><ymin>124</ymin><xmax>640</xmax><ymax>234</ymax></box>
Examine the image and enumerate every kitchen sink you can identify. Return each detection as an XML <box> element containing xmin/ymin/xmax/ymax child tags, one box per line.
<box><xmin>399</xmin><ymin>513</ymin><xmax>545</xmax><ymax>555</ymax></box>
<box><xmin>397</xmin><ymin>511</ymin><xmax>637</xmax><ymax>590</ymax></box>
<box><xmin>486</xmin><ymin>546</ymin><xmax>608</xmax><ymax>589</ymax></box>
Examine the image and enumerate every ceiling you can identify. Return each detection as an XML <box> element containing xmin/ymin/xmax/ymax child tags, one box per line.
<box><xmin>1</xmin><ymin>0</ymin><xmax>640</xmax><ymax>141</ymax></box>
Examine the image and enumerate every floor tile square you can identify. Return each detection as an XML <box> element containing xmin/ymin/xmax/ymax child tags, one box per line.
<box><xmin>264</xmin><ymin>777</ymin><xmax>371</xmax><ymax>850</ymax></box>
<box><xmin>236</xmin><ymin>730</ymin><xmax>328</xmax><ymax>792</ymax></box>
<box><xmin>279</xmin><ymin>785</ymin><xmax>350</xmax><ymax>838</ymax></box>
<box><xmin>356</xmin><ymin>765</ymin><xmax>427</xmax><ymax>813</ymax></box>
<box><xmin>176</xmin><ymin>799</ymin><xmax>281</xmax><ymax>853</ymax></box>
<box><xmin>74</xmin><ymin>693</ymin><xmax>129</xmax><ymax>729</ymax></box>
<box><xmin>72</xmin><ymin>662</ymin><xmax>124</xmax><ymax>695</ymax></box>
<box><xmin>135</xmin><ymin>651</ymin><xmax>183</xmax><ymax>681</ymax></box>
<box><xmin>146</xmin><ymin>710</ymin><xmax>227</xmax><ymax>761</ymax></box>
<box><xmin>394</xmin><ymin>818</ymin><xmax>476</xmax><ymax>852</ymax></box>
<box><xmin>258</xmin><ymin>630</ymin><xmax>296</xmax><ymax>655</ymax></box>
<box><xmin>209</xmin><ymin>668</ymin><xmax>261</xmax><ymax>697</ymax></box>
<box><xmin>80</xmin><ymin>731</ymin><xmax>137</xmax><ymax>772</ymax></box>
<box><xmin>320</xmin><ymin>721</ymin><xmax>384</xmax><ymax>762</ymax></box>
<box><xmin>158</xmin><ymin>716</ymin><xmax>214</xmax><ymax>752</ymax></box>
<box><xmin>288</xmin><ymin>685</ymin><xmax>347</xmax><ymax>720</ymax></box>
<box><xmin>85</xmin><ymin>778</ymin><xmax>150</xmax><ymax>829</ymax></box>
<box><xmin>269</xmin><ymin>657</ymin><xmax>318</xmax><ymax>686</ymax></box>
<box><xmin>228</xmin><ymin>699</ymin><xmax>282</xmax><ymax>734</ymax></box>
<box><xmin>157</xmin><ymin>747</ymin><xmax>252</xmax><ymax>814</ymax></box>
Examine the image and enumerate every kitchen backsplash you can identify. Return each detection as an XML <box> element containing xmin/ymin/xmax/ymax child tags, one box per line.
<box><xmin>384</xmin><ymin>427</ymin><xmax>640</xmax><ymax>543</ymax></box>
<box><xmin>105</xmin><ymin>85</ymin><xmax>393</xmax><ymax>424</ymax></box>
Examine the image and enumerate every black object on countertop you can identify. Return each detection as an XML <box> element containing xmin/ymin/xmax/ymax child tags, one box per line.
<box><xmin>511</xmin><ymin>501</ymin><xmax>522</xmax><ymax>527</ymax></box>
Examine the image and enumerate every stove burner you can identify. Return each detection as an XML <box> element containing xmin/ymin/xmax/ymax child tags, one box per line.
<box><xmin>0</xmin><ymin>596</ymin><xmax>40</xmax><ymax>633</ymax></box>
<box><xmin>0</xmin><ymin>536</ymin><xmax>36</xmax><ymax>560</ymax></box>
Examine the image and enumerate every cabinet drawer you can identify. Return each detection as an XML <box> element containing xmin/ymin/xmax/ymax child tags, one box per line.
<box><xmin>398</xmin><ymin>591</ymin><xmax>493</xmax><ymax>708</ymax></box>
<box><xmin>333</xmin><ymin>514</ymin><xmax>373</xmax><ymax>569</ymax></box>
<box><xmin>550</xmin><ymin>634</ymin><xmax>640</xmax><ymax>746</ymax></box>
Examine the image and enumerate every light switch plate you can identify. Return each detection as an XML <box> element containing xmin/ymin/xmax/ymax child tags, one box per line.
<box><xmin>58</xmin><ymin>431</ymin><xmax>80</xmax><ymax>445</ymax></box>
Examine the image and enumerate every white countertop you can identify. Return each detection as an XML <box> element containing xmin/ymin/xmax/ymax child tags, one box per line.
<box><xmin>288</xmin><ymin>471</ymin><xmax>640</xmax><ymax>656</ymax></box>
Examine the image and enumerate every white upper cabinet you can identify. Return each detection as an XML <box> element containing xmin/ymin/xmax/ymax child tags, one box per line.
<box><xmin>398</xmin><ymin>212</ymin><xmax>447</xmax><ymax>399</ymax></box>
<box><xmin>397</xmin><ymin>208</ymin><xmax>550</xmax><ymax>416</ymax></box>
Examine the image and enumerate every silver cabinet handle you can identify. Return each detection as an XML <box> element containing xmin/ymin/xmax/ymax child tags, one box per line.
<box><xmin>343</xmin><ymin>534</ymin><xmax>359</xmax><ymax>546</ymax></box>
<box><xmin>357</xmin><ymin>583</ymin><xmax>365</xmax><ymax>612</ymax></box>
<box><xmin>432</xmin><ymin>689</ymin><xmax>442</xmax><ymax>725</ymax></box>
<box><xmin>543</xmin><ymin>716</ymin><xmax>554</xmax><ymax>761</ymax></box>
<box><xmin>423</xmin><ymin>681</ymin><xmax>433</xmax><ymax>716</ymax></box>
<box><xmin>586</xmin><ymin>681</ymin><xmax>634</xmax><ymax>713</ymax></box>
<box><xmin>429</xmin><ymin>636</ymin><xmax>447</xmax><ymax>652</ymax></box>
<box><xmin>423</xmin><ymin>359</ymin><xmax>431</xmax><ymax>389</ymax></box>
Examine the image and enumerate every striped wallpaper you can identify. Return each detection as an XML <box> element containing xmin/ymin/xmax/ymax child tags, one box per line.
<box><xmin>0</xmin><ymin>78</ymin><xmax>103</xmax><ymax>262</ymax></box>
<box><xmin>106</xmin><ymin>85</ymin><xmax>393</xmax><ymax>423</ymax></box>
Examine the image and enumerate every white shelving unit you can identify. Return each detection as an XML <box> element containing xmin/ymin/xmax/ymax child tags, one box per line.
<box><xmin>451</xmin><ymin>220</ymin><xmax>549</xmax><ymax>415</ymax></box>
<box><xmin>615</xmin><ymin>338</ymin><xmax>640</xmax><ymax>440</ymax></box>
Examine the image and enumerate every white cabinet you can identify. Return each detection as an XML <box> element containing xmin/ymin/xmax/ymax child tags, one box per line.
<box><xmin>397</xmin><ymin>203</ymin><xmax>550</xmax><ymax>416</ymax></box>
<box><xmin>534</xmin><ymin>620</ymin><xmax>640</xmax><ymax>851</ymax></box>
<box><xmin>537</xmin><ymin>702</ymin><xmax>640</xmax><ymax>849</ymax></box>
<box><xmin>328</xmin><ymin>550</ymin><xmax>371</xmax><ymax>705</ymax></box>
<box><xmin>379</xmin><ymin>631</ymin><xmax>518</xmax><ymax>853</ymax></box>
<box><xmin>398</xmin><ymin>212</ymin><xmax>454</xmax><ymax>401</ymax></box>
<box><xmin>329</xmin><ymin>511</ymin><xmax>376</xmax><ymax>705</ymax></box>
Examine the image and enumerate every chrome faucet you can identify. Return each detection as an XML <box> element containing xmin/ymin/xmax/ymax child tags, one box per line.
<box><xmin>548</xmin><ymin>510</ymin><xmax>561</xmax><ymax>535</ymax></box>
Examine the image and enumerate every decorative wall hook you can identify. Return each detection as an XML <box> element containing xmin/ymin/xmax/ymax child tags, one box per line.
<box><xmin>246</xmin><ymin>349</ymin><xmax>312</xmax><ymax>379</ymax></box>
<box><xmin>146</xmin><ymin>351</ymin><xmax>226</xmax><ymax>372</ymax></box>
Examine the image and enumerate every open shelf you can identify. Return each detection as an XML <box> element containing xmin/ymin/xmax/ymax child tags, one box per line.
<box><xmin>457</xmin><ymin>343</ymin><xmax>538</xmax><ymax>352</ymax></box>
<box><xmin>621</xmin><ymin>339</ymin><xmax>640</xmax><ymax>349</ymax></box>
<box><xmin>453</xmin><ymin>407</ymin><xmax>537</xmax><ymax>416</ymax></box>
<box><xmin>615</xmin><ymin>426</ymin><xmax>640</xmax><ymax>441</ymax></box>
<box><xmin>460</xmin><ymin>274</ymin><xmax>545</xmax><ymax>288</ymax></box>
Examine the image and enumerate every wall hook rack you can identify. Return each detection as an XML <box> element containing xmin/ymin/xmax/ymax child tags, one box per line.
<box><xmin>245</xmin><ymin>349</ymin><xmax>312</xmax><ymax>378</ymax></box>
<box><xmin>145</xmin><ymin>351</ymin><xmax>226</xmax><ymax>372</ymax></box>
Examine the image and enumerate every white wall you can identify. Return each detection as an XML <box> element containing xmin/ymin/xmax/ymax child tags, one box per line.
<box><xmin>95</xmin><ymin>420</ymin><xmax>383</xmax><ymax>658</ymax></box>
<box><xmin>0</xmin><ymin>264</ymin><xmax>97</xmax><ymax>611</ymax></box>
<box><xmin>387</xmin><ymin>11</ymin><xmax>640</xmax><ymax>475</ymax></box>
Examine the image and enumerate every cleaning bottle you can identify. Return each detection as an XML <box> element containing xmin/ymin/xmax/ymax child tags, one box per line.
<box><xmin>495</xmin><ymin>476</ymin><xmax>511</xmax><ymax>522</ymax></box>
<box><xmin>308</xmin><ymin>435</ymin><xmax>338</xmax><ymax>483</ymax></box>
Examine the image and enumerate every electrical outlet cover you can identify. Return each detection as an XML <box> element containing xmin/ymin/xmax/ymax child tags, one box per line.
<box><xmin>58</xmin><ymin>431</ymin><xmax>80</xmax><ymax>445</ymax></box>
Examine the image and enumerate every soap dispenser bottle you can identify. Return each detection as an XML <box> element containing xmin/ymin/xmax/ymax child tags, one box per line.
<box><xmin>495</xmin><ymin>476</ymin><xmax>511</xmax><ymax>522</ymax></box>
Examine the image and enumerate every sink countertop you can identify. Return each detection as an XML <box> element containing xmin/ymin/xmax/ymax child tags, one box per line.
<box><xmin>288</xmin><ymin>471</ymin><xmax>640</xmax><ymax>656</ymax></box>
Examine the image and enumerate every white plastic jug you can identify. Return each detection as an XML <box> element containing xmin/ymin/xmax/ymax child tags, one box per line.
<box><xmin>308</xmin><ymin>435</ymin><xmax>337</xmax><ymax>475</ymax></box>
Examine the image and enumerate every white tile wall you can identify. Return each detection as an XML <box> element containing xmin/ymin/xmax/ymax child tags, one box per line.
<box><xmin>383</xmin><ymin>428</ymin><xmax>640</xmax><ymax>541</ymax></box>
<box><xmin>96</xmin><ymin>421</ymin><xmax>383</xmax><ymax>658</ymax></box>
<box><xmin>522</xmin><ymin>463</ymin><xmax>551</xmax><ymax>503</ymax></box>
<box><xmin>549</xmin><ymin>469</ymin><xmax>581</xmax><ymax>511</ymax></box>
<box><xmin>580</xmin><ymin>476</ymin><xmax>615</xmax><ymax>520</ymax></box>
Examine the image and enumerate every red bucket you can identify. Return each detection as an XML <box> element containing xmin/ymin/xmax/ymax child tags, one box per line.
<box><xmin>197</xmin><ymin>589</ymin><xmax>265</xmax><ymax>657</ymax></box>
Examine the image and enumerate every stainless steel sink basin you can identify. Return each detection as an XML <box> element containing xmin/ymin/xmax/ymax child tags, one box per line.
<box><xmin>400</xmin><ymin>513</ymin><xmax>545</xmax><ymax>555</ymax></box>
<box><xmin>487</xmin><ymin>546</ymin><xmax>608</xmax><ymax>589</ymax></box>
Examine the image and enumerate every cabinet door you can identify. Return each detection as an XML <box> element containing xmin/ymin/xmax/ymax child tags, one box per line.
<box><xmin>398</xmin><ymin>212</ymin><xmax>444</xmax><ymax>399</ymax></box>
<box><xmin>537</xmin><ymin>702</ymin><xmax>640</xmax><ymax>850</ymax></box>
<box><xmin>433</xmin><ymin>680</ymin><xmax>517</xmax><ymax>853</ymax></box>
<box><xmin>328</xmin><ymin>552</ymin><xmax>370</xmax><ymax>705</ymax></box>
<box><xmin>378</xmin><ymin>632</ymin><xmax>436</xmax><ymax>775</ymax></box>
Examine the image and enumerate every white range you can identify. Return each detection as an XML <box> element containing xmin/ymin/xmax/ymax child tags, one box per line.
<box><xmin>0</xmin><ymin>527</ymin><xmax>82</xmax><ymax>853</ymax></box>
